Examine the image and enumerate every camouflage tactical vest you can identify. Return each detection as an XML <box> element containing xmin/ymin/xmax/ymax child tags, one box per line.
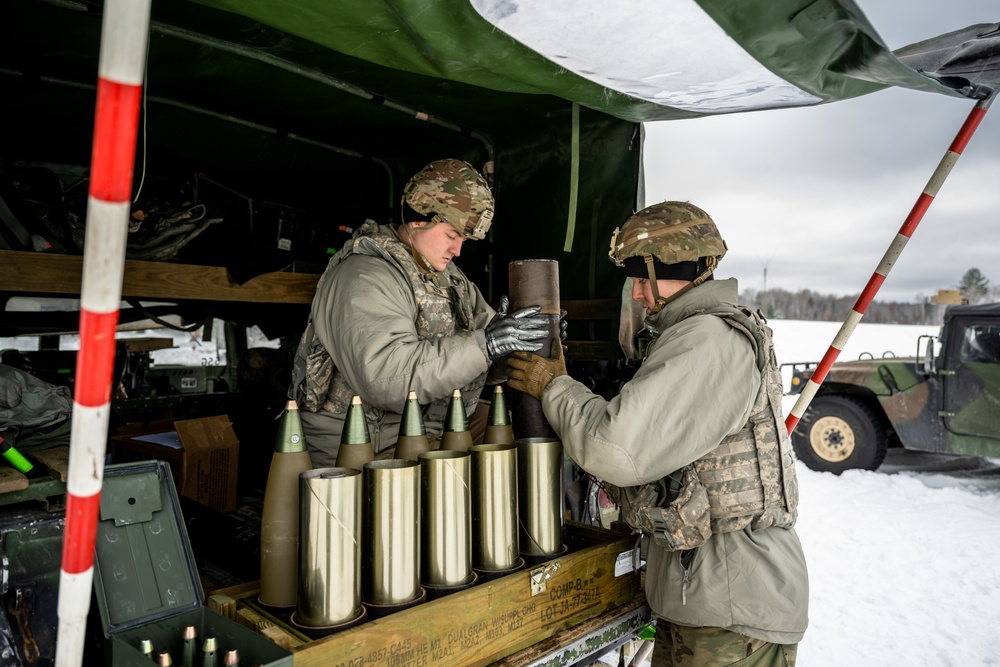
<box><xmin>621</xmin><ymin>306</ymin><xmax>799</xmax><ymax>551</ymax></box>
<box><xmin>291</xmin><ymin>221</ymin><xmax>484</xmax><ymax>421</ymax></box>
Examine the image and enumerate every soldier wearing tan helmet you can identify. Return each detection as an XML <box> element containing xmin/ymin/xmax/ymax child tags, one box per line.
<box><xmin>290</xmin><ymin>159</ymin><xmax>548</xmax><ymax>465</ymax></box>
<box><xmin>508</xmin><ymin>201</ymin><xmax>808</xmax><ymax>667</ymax></box>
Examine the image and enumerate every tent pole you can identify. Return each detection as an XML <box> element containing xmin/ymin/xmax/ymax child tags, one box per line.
<box><xmin>55</xmin><ymin>0</ymin><xmax>151</xmax><ymax>665</ymax></box>
<box><xmin>785</xmin><ymin>93</ymin><xmax>995</xmax><ymax>435</ymax></box>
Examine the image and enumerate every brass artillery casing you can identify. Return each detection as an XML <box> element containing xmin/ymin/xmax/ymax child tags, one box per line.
<box><xmin>297</xmin><ymin>468</ymin><xmax>363</xmax><ymax>627</ymax></box>
<box><xmin>363</xmin><ymin>460</ymin><xmax>421</xmax><ymax>605</ymax></box>
<box><xmin>259</xmin><ymin>400</ymin><xmax>312</xmax><ymax>608</ymax></box>
<box><xmin>419</xmin><ymin>450</ymin><xmax>472</xmax><ymax>587</ymax></box>
<box><xmin>508</xmin><ymin>260</ymin><xmax>561</xmax><ymax>439</ymax></box>
<box><xmin>516</xmin><ymin>437</ymin><xmax>564</xmax><ymax>555</ymax></box>
<box><xmin>469</xmin><ymin>444</ymin><xmax>519</xmax><ymax>570</ymax></box>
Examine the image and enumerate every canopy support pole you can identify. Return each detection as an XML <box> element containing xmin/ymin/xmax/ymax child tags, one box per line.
<box><xmin>785</xmin><ymin>93</ymin><xmax>995</xmax><ymax>435</ymax></box>
<box><xmin>55</xmin><ymin>1</ymin><xmax>151</xmax><ymax>665</ymax></box>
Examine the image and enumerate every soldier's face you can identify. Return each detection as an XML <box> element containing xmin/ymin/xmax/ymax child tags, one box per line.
<box><xmin>410</xmin><ymin>221</ymin><xmax>466</xmax><ymax>271</ymax></box>
<box><xmin>630</xmin><ymin>277</ymin><xmax>690</xmax><ymax>313</ymax></box>
<box><xmin>630</xmin><ymin>277</ymin><xmax>655</xmax><ymax>312</ymax></box>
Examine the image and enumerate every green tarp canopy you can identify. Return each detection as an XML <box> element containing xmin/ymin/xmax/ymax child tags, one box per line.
<box><xmin>0</xmin><ymin>0</ymin><xmax>986</xmax><ymax>314</ymax></box>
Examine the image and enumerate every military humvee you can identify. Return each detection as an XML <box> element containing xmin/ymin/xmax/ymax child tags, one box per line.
<box><xmin>787</xmin><ymin>303</ymin><xmax>1000</xmax><ymax>473</ymax></box>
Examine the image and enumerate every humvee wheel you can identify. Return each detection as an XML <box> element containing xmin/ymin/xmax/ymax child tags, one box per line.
<box><xmin>791</xmin><ymin>396</ymin><xmax>888</xmax><ymax>474</ymax></box>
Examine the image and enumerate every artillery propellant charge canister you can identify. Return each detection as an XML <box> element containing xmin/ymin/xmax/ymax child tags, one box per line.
<box><xmin>394</xmin><ymin>390</ymin><xmax>431</xmax><ymax>461</ymax></box>
<box><xmin>469</xmin><ymin>444</ymin><xmax>519</xmax><ymax>570</ymax></box>
<box><xmin>483</xmin><ymin>385</ymin><xmax>515</xmax><ymax>445</ymax></box>
<box><xmin>336</xmin><ymin>396</ymin><xmax>375</xmax><ymax>469</ymax></box>
<box><xmin>259</xmin><ymin>400</ymin><xmax>312</xmax><ymax>609</ymax></box>
<box><xmin>363</xmin><ymin>459</ymin><xmax>421</xmax><ymax>605</ymax></box>
<box><xmin>508</xmin><ymin>259</ymin><xmax>561</xmax><ymax>439</ymax></box>
<box><xmin>516</xmin><ymin>437</ymin><xmax>564</xmax><ymax>556</ymax></box>
<box><xmin>419</xmin><ymin>450</ymin><xmax>473</xmax><ymax>587</ymax></box>
<box><xmin>297</xmin><ymin>467</ymin><xmax>364</xmax><ymax>628</ymax></box>
<box><xmin>440</xmin><ymin>389</ymin><xmax>473</xmax><ymax>452</ymax></box>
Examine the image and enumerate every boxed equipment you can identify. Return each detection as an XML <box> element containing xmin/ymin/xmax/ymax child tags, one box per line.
<box><xmin>110</xmin><ymin>415</ymin><xmax>239</xmax><ymax>513</ymax></box>
<box><xmin>94</xmin><ymin>459</ymin><xmax>291</xmax><ymax>666</ymax></box>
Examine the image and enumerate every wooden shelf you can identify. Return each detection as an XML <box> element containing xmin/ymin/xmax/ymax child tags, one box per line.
<box><xmin>0</xmin><ymin>250</ymin><xmax>320</xmax><ymax>304</ymax></box>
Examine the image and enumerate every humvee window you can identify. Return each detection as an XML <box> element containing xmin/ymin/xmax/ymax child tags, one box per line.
<box><xmin>960</xmin><ymin>325</ymin><xmax>1000</xmax><ymax>364</ymax></box>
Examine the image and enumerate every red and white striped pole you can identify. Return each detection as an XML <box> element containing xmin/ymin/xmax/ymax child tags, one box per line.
<box><xmin>55</xmin><ymin>1</ymin><xmax>151</xmax><ymax>665</ymax></box>
<box><xmin>785</xmin><ymin>93</ymin><xmax>994</xmax><ymax>435</ymax></box>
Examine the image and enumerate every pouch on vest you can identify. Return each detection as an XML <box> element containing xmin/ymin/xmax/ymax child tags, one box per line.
<box><xmin>639</xmin><ymin>467</ymin><xmax>712</xmax><ymax>552</ymax></box>
<box><xmin>293</xmin><ymin>322</ymin><xmax>335</xmax><ymax>412</ymax></box>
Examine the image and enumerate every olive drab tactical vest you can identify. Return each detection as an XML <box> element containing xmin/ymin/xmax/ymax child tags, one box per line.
<box><xmin>291</xmin><ymin>221</ymin><xmax>484</xmax><ymax>421</ymax></box>
<box><xmin>621</xmin><ymin>305</ymin><xmax>799</xmax><ymax>552</ymax></box>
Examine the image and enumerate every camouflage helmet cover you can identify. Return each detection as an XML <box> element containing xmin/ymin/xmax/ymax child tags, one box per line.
<box><xmin>402</xmin><ymin>159</ymin><xmax>494</xmax><ymax>240</ymax></box>
<box><xmin>609</xmin><ymin>201</ymin><xmax>727</xmax><ymax>267</ymax></box>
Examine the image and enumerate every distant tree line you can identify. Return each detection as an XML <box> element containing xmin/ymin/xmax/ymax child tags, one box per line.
<box><xmin>739</xmin><ymin>268</ymin><xmax>998</xmax><ymax>324</ymax></box>
<box><xmin>738</xmin><ymin>288</ymin><xmax>946</xmax><ymax>324</ymax></box>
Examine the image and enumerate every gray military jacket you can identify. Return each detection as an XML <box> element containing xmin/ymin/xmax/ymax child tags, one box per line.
<box><xmin>297</xmin><ymin>223</ymin><xmax>495</xmax><ymax>466</ymax></box>
<box><xmin>541</xmin><ymin>279</ymin><xmax>808</xmax><ymax>644</ymax></box>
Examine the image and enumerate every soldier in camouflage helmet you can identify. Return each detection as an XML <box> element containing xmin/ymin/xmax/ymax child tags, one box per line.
<box><xmin>289</xmin><ymin>159</ymin><xmax>549</xmax><ymax>465</ymax></box>
<box><xmin>608</xmin><ymin>201</ymin><xmax>727</xmax><ymax>314</ymax></box>
<box><xmin>402</xmin><ymin>158</ymin><xmax>494</xmax><ymax>241</ymax></box>
<box><xmin>508</xmin><ymin>201</ymin><xmax>808</xmax><ymax>666</ymax></box>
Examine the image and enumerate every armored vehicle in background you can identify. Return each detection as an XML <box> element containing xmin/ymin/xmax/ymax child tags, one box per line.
<box><xmin>788</xmin><ymin>303</ymin><xmax>1000</xmax><ymax>473</ymax></box>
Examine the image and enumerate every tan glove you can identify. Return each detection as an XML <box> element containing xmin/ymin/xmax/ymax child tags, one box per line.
<box><xmin>506</xmin><ymin>338</ymin><xmax>567</xmax><ymax>400</ymax></box>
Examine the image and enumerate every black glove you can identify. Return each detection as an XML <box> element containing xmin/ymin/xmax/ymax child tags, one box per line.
<box><xmin>485</xmin><ymin>296</ymin><xmax>548</xmax><ymax>361</ymax></box>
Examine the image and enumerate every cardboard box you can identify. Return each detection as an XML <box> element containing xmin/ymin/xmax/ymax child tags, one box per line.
<box><xmin>111</xmin><ymin>415</ymin><xmax>239</xmax><ymax>513</ymax></box>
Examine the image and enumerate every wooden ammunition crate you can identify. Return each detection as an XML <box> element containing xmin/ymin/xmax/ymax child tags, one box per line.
<box><xmin>212</xmin><ymin>522</ymin><xmax>642</xmax><ymax>667</ymax></box>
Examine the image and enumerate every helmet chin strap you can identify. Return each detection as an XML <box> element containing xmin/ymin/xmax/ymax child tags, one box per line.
<box><xmin>400</xmin><ymin>220</ymin><xmax>438</xmax><ymax>276</ymax></box>
<box><xmin>645</xmin><ymin>255</ymin><xmax>667</xmax><ymax>314</ymax></box>
<box><xmin>645</xmin><ymin>255</ymin><xmax>720</xmax><ymax>315</ymax></box>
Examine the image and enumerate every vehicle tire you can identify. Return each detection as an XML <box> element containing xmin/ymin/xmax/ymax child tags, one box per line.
<box><xmin>791</xmin><ymin>395</ymin><xmax>888</xmax><ymax>474</ymax></box>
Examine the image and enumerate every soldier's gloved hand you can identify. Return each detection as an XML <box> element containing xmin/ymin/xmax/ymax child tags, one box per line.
<box><xmin>506</xmin><ymin>338</ymin><xmax>567</xmax><ymax>400</ymax></box>
<box><xmin>559</xmin><ymin>309</ymin><xmax>568</xmax><ymax>354</ymax></box>
<box><xmin>485</xmin><ymin>296</ymin><xmax>548</xmax><ymax>361</ymax></box>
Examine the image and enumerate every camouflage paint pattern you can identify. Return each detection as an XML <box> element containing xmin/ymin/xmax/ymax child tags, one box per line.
<box><xmin>624</xmin><ymin>306</ymin><xmax>799</xmax><ymax>551</ymax></box>
<box><xmin>609</xmin><ymin>201</ymin><xmax>727</xmax><ymax>267</ymax></box>
<box><xmin>402</xmin><ymin>159</ymin><xmax>494</xmax><ymax>240</ymax></box>
<box><xmin>652</xmin><ymin>622</ymin><xmax>798</xmax><ymax>667</ymax></box>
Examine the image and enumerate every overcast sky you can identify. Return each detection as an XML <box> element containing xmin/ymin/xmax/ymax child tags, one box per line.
<box><xmin>643</xmin><ymin>0</ymin><xmax>999</xmax><ymax>304</ymax></box>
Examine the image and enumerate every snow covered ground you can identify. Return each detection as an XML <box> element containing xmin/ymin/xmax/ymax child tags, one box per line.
<box><xmin>608</xmin><ymin>318</ymin><xmax>1000</xmax><ymax>667</ymax></box>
